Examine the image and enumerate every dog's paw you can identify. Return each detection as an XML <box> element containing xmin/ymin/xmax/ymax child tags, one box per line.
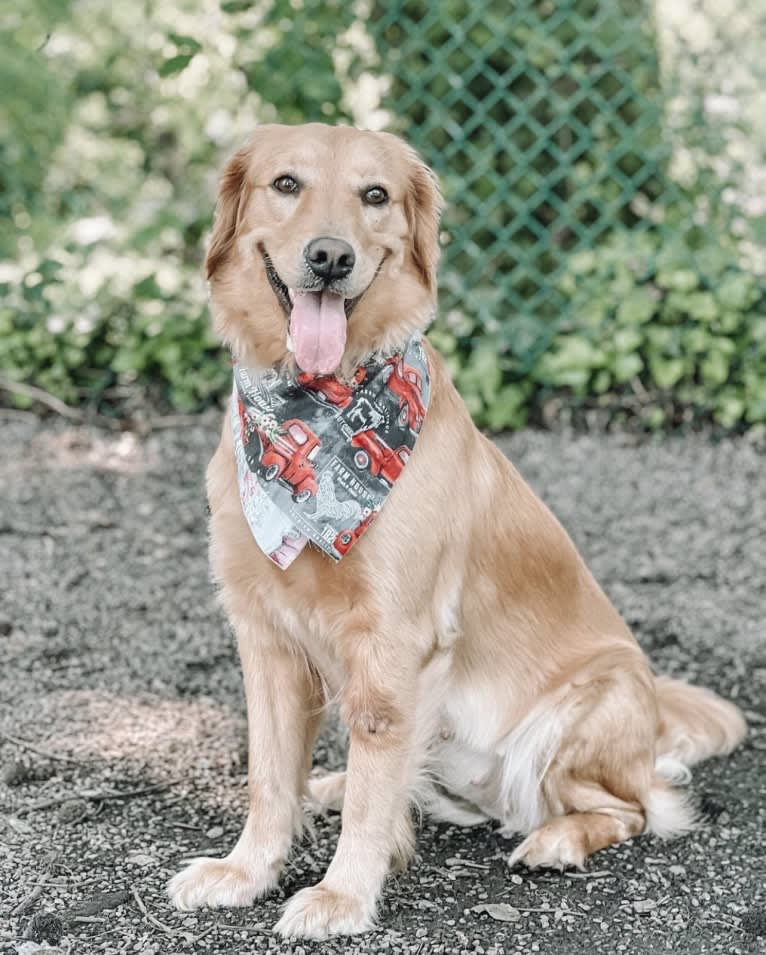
<box><xmin>508</xmin><ymin>827</ymin><xmax>586</xmax><ymax>871</ymax></box>
<box><xmin>274</xmin><ymin>883</ymin><xmax>374</xmax><ymax>939</ymax></box>
<box><xmin>167</xmin><ymin>856</ymin><xmax>277</xmax><ymax>910</ymax></box>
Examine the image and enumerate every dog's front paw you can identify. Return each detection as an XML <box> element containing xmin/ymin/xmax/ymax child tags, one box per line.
<box><xmin>275</xmin><ymin>883</ymin><xmax>374</xmax><ymax>939</ymax></box>
<box><xmin>167</xmin><ymin>856</ymin><xmax>278</xmax><ymax>910</ymax></box>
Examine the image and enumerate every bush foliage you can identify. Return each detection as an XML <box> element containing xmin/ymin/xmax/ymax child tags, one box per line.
<box><xmin>2</xmin><ymin>0</ymin><xmax>765</xmax><ymax>430</ymax></box>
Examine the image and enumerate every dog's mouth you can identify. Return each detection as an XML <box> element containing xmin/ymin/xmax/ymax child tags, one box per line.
<box><xmin>259</xmin><ymin>245</ymin><xmax>382</xmax><ymax>375</ymax></box>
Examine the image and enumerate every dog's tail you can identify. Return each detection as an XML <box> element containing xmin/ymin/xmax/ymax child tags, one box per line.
<box><xmin>643</xmin><ymin>676</ymin><xmax>746</xmax><ymax>839</ymax></box>
<box><xmin>654</xmin><ymin>676</ymin><xmax>746</xmax><ymax>767</ymax></box>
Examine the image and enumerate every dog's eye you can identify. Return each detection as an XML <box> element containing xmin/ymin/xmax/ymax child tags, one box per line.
<box><xmin>362</xmin><ymin>185</ymin><xmax>388</xmax><ymax>206</ymax></box>
<box><xmin>273</xmin><ymin>175</ymin><xmax>300</xmax><ymax>195</ymax></box>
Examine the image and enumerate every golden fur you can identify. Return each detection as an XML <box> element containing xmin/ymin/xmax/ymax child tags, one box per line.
<box><xmin>167</xmin><ymin>123</ymin><xmax>746</xmax><ymax>939</ymax></box>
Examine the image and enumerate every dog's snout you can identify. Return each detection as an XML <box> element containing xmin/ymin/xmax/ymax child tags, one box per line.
<box><xmin>304</xmin><ymin>237</ymin><xmax>356</xmax><ymax>281</ymax></box>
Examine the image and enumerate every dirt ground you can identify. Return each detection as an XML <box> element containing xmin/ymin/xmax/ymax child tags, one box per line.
<box><xmin>1</xmin><ymin>414</ymin><xmax>764</xmax><ymax>955</ymax></box>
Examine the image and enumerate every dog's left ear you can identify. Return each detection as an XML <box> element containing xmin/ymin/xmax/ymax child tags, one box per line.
<box><xmin>404</xmin><ymin>151</ymin><xmax>443</xmax><ymax>296</ymax></box>
<box><xmin>205</xmin><ymin>143</ymin><xmax>254</xmax><ymax>280</ymax></box>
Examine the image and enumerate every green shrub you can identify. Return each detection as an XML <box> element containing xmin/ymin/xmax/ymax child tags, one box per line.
<box><xmin>2</xmin><ymin>0</ymin><xmax>765</xmax><ymax>432</ymax></box>
<box><xmin>542</xmin><ymin>229</ymin><xmax>766</xmax><ymax>429</ymax></box>
<box><xmin>430</xmin><ymin>225</ymin><xmax>766</xmax><ymax>431</ymax></box>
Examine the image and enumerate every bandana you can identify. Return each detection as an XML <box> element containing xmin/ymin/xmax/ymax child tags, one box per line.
<box><xmin>232</xmin><ymin>335</ymin><xmax>430</xmax><ymax>569</ymax></box>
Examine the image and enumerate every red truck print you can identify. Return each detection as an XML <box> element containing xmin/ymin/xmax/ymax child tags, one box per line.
<box><xmin>334</xmin><ymin>509</ymin><xmax>378</xmax><ymax>556</ymax></box>
<box><xmin>297</xmin><ymin>367</ymin><xmax>367</xmax><ymax>409</ymax></box>
<box><xmin>254</xmin><ymin>417</ymin><xmax>320</xmax><ymax>503</ymax></box>
<box><xmin>351</xmin><ymin>430</ymin><xmax>410</xmax><ymax>486</ymax></box>
<box><xmin>385</xmin><ymin>356</ymin><xmax>426</xmax><ymax>431</ymax></box>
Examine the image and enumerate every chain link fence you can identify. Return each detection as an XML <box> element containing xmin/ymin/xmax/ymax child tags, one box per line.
<box><xmin>372</xmin><ymin>1</ymin><xmax>674</xmax><ymax>332</ymax></box>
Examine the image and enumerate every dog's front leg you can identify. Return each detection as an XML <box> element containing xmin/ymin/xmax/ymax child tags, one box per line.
<box><xmin>276</xmin><ymin>651</ymin><xmax>416</xmax><ymax>939</ymax></box>
<box><xmin>168</xmin><ymin>623</ymin><xmax>321</xmax><ymax>910</ymax></box>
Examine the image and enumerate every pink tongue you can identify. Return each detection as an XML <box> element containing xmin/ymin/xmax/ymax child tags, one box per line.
<box><xmin>290</xmin><ymin>291</ymin><xmax>347</xmax><ymax>374</ymax></box>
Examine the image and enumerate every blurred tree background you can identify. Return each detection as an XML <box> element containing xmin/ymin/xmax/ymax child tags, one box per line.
<box><xmin>2</xmin><ymin>0</ymin><xmax>765</xmax><ymax>429</ymax></box>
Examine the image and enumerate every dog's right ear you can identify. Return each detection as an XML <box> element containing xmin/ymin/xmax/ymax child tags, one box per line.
<box><xmin>205</xmin><ymin>144</ymin><xmax>253</xmax><ymax>280</ymax></box>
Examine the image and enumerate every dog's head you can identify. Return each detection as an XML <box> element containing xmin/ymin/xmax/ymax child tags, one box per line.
<box><xmin>205</xmin><ymin>123</ymin><xmax>442</xmax><ymax>375</ymax></box>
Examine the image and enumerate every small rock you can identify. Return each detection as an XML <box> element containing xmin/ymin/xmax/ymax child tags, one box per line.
<box><xmin>26</xmin><ymin>911</ymin><xmax>64</xmax><ymax>944</ymax></box>
<box><xmin>58</xmin><ymin>799</ymin><xmax>89</xmax><ymax>825</ymax></box>
<box><xmin>2</xmin><ymin>759</ymin><xmax>32</xmax><ymax>787</ymax></box>
<box><xmin>632</xmin><ymin>899</ymin><xmax>658</xmax><ymax>914</ymax></box>
<box><xmin>205</xmin><ymin>825</ymin><xmax>224</xmax><ymax>839</ymax></box>
<box><xmin>0</xmin><ymin>616</ymin><xmax>13</xmax><ymax>636</ymax></box>
<box><xmin>126</xmin><ymin>852</ymin><xmax>155</xmax><ymax>866</ymax></box>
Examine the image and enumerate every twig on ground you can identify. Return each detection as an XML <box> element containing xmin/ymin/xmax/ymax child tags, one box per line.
<box><xmin>516</xmin><ymin>906</ymin><xmax>587</xmax><ymax>917</ymax></box>
<box><xmin>183</xmin><ymin>923</ymin><xmax>219</xmax><ymax>948</ymax></box>
<box><xmin>14</xmin><ymin>780</ymin><xmax>178</xmax><ymax>816</ymax></box>
<box><xmin>10</xmin><ymin>885</ymin><xmax>44</xmax><ymax>918</ymax></box>
<box><xmin>563</xmin><ymin>870</ymin><xmax>613</xmax><ymax>879</ymax></box>
<box><xmin>0</xmin><ymin>376</ymin><xmax>85</xmax><ymax>421</ymax></box>
<box><xmin>0</xmin><ymin>731</ymin><xmax>90</xmax><ymax>766</ymax></box>
<box><xmin>131</xmin><ymin>886</ymin><xmax>180</xmax><ymax>936</ymax></box>
<box><xmin>10</xmin><ymin>851</ymin><xmax>58</xmax><ymax>916</ymax></box>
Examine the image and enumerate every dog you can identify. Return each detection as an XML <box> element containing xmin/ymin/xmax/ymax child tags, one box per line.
<box><xmin>167</xmin><ymin>123</ymin><xmax>746</xmax><ymax>938</ymax></box>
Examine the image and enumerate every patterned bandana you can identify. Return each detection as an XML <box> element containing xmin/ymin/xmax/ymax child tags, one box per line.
<box><xmin>232</xmin><ymin>335</ymin><xmax>430</xmax><ymax>569</ymax></box>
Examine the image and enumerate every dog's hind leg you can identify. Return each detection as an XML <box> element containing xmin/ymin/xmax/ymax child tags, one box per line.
<box><xmin>506</xmin><ymin>650</ymin><xmax>693</xmax><ymax>871</ymax></box>
<box><xmin>509</xmin><ymin>799</ymin><xmax>645</xmax><ymax>870</ymax></box>
<box><xmin>308</xmin><ymin>771</ymin><xmax>346</xmax><ymax>812</ymax></box>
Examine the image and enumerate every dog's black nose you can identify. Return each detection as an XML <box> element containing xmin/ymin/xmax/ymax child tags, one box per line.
<box><xmin>304</xmin><ymin>237</ymin><xmax>356</xmax><ymax>281</ymax></box>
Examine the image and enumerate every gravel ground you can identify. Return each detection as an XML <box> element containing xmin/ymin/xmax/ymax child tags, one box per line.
<box><xmin>0</xmin><ymin>414</ymin><xmax>764</xmax><ymax>955</ymax></box>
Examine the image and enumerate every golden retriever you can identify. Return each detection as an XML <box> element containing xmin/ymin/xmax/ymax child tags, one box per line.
<box><xmin>167</xmin><ymin>123</ymin><xmax>746</xmax><ymax>938</ymax></box>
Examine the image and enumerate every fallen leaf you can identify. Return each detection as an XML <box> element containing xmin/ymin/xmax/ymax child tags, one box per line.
<box><xmin>472</xmin><ymin>903</ymin><xmax>521</xmax><ymax>922</ymax></box>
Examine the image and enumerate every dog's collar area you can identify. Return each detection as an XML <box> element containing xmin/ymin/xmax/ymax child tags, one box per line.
<box><xmin>231</xmin><ymin>333</ymin><xmax>431</xmax><ymax>569</ymax></box>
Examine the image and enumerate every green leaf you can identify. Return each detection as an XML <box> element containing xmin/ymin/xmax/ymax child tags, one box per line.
<box><xmin>655</xmin><ymin>268</ymin><xmax>698</xmax><ymax>292</ymax></box>
<box><xmin>613</xmin><ymin>352</ymin><xmax>643</xmax><ymax>382</ymax></box>
<box><xmin>158</xmin><ymin>53</ymin><xmax>195</xmax><ymax>77</ymax></box>
<box><xmin>613</xmin><ymin>328</ymin><xmax>643</xmax><ymax>352</ymax></box>
<box><xmin>715</xmin><ymin>396</ymin><xmax>745</xmax><ymax>428</ymax></box>
<box><xmin>643</xmin><ymin>406</ymin><xmax>666</xmax><ymax>430</ymax></box>
<box><xmin>167</xmin><ymin>33</ymin><xmax>202</xmax><ymax>55</ymax></box>
<box><xmin>649</xmin><ymin>356</ymin><xmax>685</xmax><ymax>389</ymax></box>
<box><xmin>700</xmin><ymin>351</ymin><xmax>729</xmax><ymax>387</ymax></box>
<box><xmin>716</xmin><ymin>273</ymin><xmax>759</xmax><ymax>311</ymax></box>
<box><xmin>686</xmin><ymin>292</ymin><xmax>718</xmax><ymax>323</ymax></box>
<box><xmin>616</xmin><ymin>289</ymin><xmax>656</xmax><ymax>324</ymax></box>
